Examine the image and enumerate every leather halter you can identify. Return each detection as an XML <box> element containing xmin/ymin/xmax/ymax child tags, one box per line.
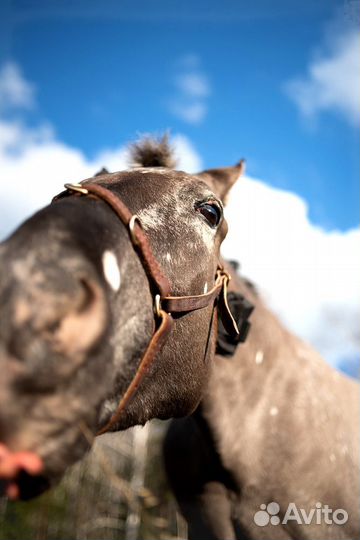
<box><xmin>55</xmin><ymin>181</ymin><xmax>240</xmax><ymax>434</ymax></box>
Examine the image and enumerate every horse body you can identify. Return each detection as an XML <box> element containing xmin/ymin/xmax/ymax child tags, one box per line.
<box><xmin>164</xmin><ymin>262</ymin><xmax>359</xmax><ymax>539</ymax></box>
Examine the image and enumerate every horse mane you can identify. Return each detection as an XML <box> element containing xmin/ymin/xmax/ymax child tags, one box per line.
<box><xmin>129</xmin><ymin>134</ymin><xmax>177</xmax><ymax>168</ymax></box>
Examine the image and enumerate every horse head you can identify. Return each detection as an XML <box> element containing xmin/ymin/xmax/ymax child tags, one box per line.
<box><xmin>0</xmin><ymin>137</ymin><xmax>244</xmax><ymax>498</ymax></box>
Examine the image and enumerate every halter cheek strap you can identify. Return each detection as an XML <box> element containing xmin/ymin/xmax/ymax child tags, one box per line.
<box><xmin>55</xmin><ymin>182</ymin><xmax>241</xmax><ymax>434</ymax></box>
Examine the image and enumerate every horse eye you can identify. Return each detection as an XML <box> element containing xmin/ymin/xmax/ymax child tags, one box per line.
<box><xmin>196</xmin><ymin>202</ymin><xmax>222</xmax><ymax>228</ymax></box>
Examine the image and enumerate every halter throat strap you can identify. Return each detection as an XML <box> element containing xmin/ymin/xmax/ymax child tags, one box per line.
<box><xmin>57</xmin><ymin>182</ymin><xmax>239</xmax><ymax>434</ymax></box>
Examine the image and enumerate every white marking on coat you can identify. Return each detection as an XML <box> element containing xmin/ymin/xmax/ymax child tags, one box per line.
<box><xmin>255</xmin><ymin>350</ymin><xmax>264</xmax><ymax>364</ymax></box>
<box><xmin>269</xmin><ymin>406</ymin><xmax>278</xmax><ymax>416</ymax></box>
<box><xmin>166</xmin><ymin>252</ymin><xmax>172</xmax><ymax>262</ymax></box>
<box><xmin>138</xmin><ymin>206</ymin><xmax>165</xmax><ymax>230</ymax></box>
<box><xmin>203</xmin><ymin>282</ymin><xmax>208</xmax><ymax>293</ymax></box>
<box><xmin>102</xmin><ymin>250</ymin><xmax>121</xmax><ymax>291</ymax></box>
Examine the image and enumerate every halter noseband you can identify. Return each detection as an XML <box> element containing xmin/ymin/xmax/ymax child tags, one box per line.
<box><xmin>55</xmin><ymin>182</ymin><xmax>240</xmax><ymax>434</ymax></box>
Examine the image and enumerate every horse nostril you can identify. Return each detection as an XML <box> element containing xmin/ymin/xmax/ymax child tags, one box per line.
<box><xmin>16</xmin><ymin>470</ymin><xmax>50</xmax><ymax>500</ymax></box>
<box><xmin>0</xmin><ymin>444</ymin><xmax>46</xmax><ymax>500</ymax></box>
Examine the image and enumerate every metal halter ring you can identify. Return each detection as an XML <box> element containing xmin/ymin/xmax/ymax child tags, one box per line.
<box><xmin>129</xmin><ymin>215</ymin><xmax>142</xmax><ymax>246</ymax></box>
<box><xmin>154</xmin><ymin>294</ymin><xmax>162</xmax><ymax>318</ymax></box>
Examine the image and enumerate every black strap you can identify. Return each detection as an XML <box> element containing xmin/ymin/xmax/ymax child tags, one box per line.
<box><xmin>216</xmin><ymin>291</ymin><xmax>254</xmax><ymax>356</ymax></box>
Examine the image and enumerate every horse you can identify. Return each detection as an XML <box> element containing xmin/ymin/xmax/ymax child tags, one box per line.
<box><xmin>0</xmin><ymin>137</ymin><xmax>358</xmax><ymax>539</ymax></box>
<box><xmin>164</xmin><ymin>261</ymin><xmax>359</xmax><ymax>539</ymax></box>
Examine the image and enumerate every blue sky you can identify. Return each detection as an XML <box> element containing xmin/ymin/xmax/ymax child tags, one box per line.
<box><xmin>1</xmin><ymin>0</ymin><xmax>359</xmax><ymax>230</ymax></box>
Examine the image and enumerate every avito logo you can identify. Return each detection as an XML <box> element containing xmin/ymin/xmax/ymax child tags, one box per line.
<box><xmin>254</xmin><ymin>501</ymin><xmax>348</xmax><ymax>527</ymax></box>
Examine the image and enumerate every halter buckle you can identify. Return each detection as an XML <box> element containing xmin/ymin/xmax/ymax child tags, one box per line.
<box><xmin>216</xmin><ymin>267</ymin><xmax>231</xmax><ymax>287</ymax></box>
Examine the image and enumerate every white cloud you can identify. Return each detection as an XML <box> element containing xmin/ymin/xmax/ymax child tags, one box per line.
<box><xmin>170</xmin><ymin>102</ymin><xmax>207</xmax><ymax>124</ymax></box>
<box><xmin>0</xmin><ymin>62</ymin><xmax>36</xmax><ymax>111</ymax></box>
<box><xmin>171</xmin><ymin>133</ymin><xmax>202</xmax><ymax>172</ymax></box>
<box><xmin>169</xmin><ymin>56</ymin><xmax>211</xmax><ymax>125</ymax></box>
<box><xmin>222</xmin><ymin>177</ymin><xmax>360</xmax><ymax>367</ymax></box>
<box><xmin>285</xmin><ymin>29</ymin><xmax>360</xmax><ymax>125</ymax></box>
<box><xmin>175</xmin><ymin>72</ymin><xmax>210</xmax><ymax>98</ymax></box>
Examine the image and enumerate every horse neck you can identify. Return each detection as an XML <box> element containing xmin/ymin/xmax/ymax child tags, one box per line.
<box><xmin>201</xmin><ymin>261</ymin><xmax>358</xmax><ymax>444</ymax></box>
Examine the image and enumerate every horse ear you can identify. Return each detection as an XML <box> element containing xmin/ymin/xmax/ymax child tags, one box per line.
<box><xmin>197</xmin><ymin>159</ymin><xmax>245</xmax><ymax>203</ymax></box>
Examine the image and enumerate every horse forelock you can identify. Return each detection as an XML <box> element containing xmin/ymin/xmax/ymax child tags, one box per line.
<box><xmin>128</xmin><ymin>134</ymin><xmax>176</xmax><ymax>169</ymax></box>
